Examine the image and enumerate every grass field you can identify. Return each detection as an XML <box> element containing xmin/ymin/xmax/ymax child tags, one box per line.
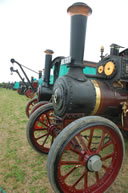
<box><xmin>0</xmin><ymin>88</ymin><xmax>128</xmax><ymax>193</ymax></box>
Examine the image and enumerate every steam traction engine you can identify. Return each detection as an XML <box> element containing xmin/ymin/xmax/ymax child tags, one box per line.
<box><xmin>25</xmin><ymin>2</ymin><xmax>127</xmax><ymax>192</ymax></box>
<box><xmin>26</xmin><ymin>51</ymin><xmax>97</xmax><ymax>153</ymax></box>
<box><xmin>10</xmin><ymin>59</ymin><xmax>39</xmax><ymax>97</ymax></box>
<box><xmin>10</xmin><ymin>66</ymin><xmax>28</xmax><ymax>94</ymax></box>
<box><xmin>46</xmin><ymin>2</ymin><xmax>126</xmax><ymax>193</ymax></box>
<box><xmin>27</xmin><ymin>50</ymin><xmax>97</xmax><ymax>118</ymax></box>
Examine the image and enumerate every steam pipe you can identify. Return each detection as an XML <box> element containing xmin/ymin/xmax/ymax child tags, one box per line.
<box><xmin>39</xmin><ymin>70</ymin><xmax>42</xmax><ymax>79</ymax></box>
<box><xmin>67</xmin><ymin>3</ymin><xmax>92</xmax><ymax>67</ymax></box>
<box><xmin>43</xmin><ymin>49</ymin><xmax>54</xmax><ymax>87</ymax></box>
<box><xmin>67</xmin><ymin>3</ymin><xmax>92</xmax><ymax>81</ymax></box>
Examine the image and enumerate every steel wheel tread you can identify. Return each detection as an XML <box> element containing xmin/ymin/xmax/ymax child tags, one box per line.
<box><xmin>26</xmin><ymin>103</ymin><xmax>54</xmax><ymax>154</ymax></box>
<box><xmin>29</xmin><ymin>101</ymin><xmax>48</xmax><ymax>117</ymax></box>
<box><xmin>47</xmin><ymin>116</ymin><xmax>125</xmax><ymax>193</ymax></box>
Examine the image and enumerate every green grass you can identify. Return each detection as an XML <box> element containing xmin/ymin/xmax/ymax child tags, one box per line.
<box><xmin>0</xmin><ymin>88</ymin><xmax>53</xmax><ymax>193</ymax></box>
<box><xmin>0</xmin><ymin>88</ymin><xmax>128</xmax><ymax>193</ymax></box>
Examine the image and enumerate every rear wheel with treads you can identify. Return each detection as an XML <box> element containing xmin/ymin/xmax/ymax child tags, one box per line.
<box><xmin>47</xmin><ymin>116</ymin><xmax>125</xmax><ymax>193</ymax></box>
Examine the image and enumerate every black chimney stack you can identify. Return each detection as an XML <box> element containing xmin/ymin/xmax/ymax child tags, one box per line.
<box><xmin>31</xmin><ymin>76</ymin><xmax>34</xmax><ymax>83</ymax></box>
<box><xmin>67</xmin><ymin>2</ymin><xmax>92</xmax><ymax>80</ymax></box>
<box><xmin>110</xmin><ymin>44</ymin><xmax>124</xmax><ymax>56</ymax></box>
<box><xmin>43</xmin><ymin>49</ymin><xmax>54</xmax><ymax>87</ymax></box>
<box><xmin>39</xmin><ymin>70</ymin><xmax>42</xmax><ymax>79</ymax></box>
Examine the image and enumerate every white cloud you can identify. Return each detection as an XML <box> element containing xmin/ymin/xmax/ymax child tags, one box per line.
<box><xmin>0</xmin><ymin>0</ymin><xmax>128</xmax><ymax>82</ymax></box>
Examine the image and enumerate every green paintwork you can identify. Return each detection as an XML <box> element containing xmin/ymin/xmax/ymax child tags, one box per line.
<box><xmin>59</xmin><ymin>64</ymin><xmax>96</xmax><ymax>76</ymax></box>
<box><xmin>83</xmin><ymin>66</ymin><xmax>96</xmax><ymax>75</ymax></box>
<box><xmin>38</xmin><ymin>78</ymin><xmax>43</xmax><ymax>85</ymax></box>
<box><xmin>13</xmin><ymin>82</ymin><xmax>19</xmax><ymax>89</ymax></box>
<box><xmin>35</xmin><ymin>63</ymin><xmax>96</xmax><ymax>86</ymax></box>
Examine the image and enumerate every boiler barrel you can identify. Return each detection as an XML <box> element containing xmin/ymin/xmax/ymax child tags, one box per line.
<box><xmin>53</xmin><ymin>77</ymin><xmax>128</xmax><ymax>117</ymax></box>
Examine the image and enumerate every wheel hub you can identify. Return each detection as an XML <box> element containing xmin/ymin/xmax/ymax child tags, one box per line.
<box><xmin>48</xmin><ymin>125</ymin><xmax>54</xmax><ymax>135</ymax></box>
<box><xmin>87</xmin><ymin>155</ymin><xmax>102</xmax><ymax>172</ymax></box>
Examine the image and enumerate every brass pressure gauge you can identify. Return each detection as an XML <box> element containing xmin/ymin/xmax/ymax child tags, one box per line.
<box><xmin>104</xmin><ymin>61</ymin><xmax>115</xmax><ymax>76</ymax></box>
<box><xmin>98</xmin><ymin>65</ymin><xmax>104</xmax><ymax>74</ymax></box>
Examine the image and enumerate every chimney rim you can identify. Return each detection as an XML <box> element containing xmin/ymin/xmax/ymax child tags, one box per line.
<box><xmin>67</xmin><ymin>2</ymin><xmax>92</xmax><ymax>16</ymax></box>
<box><xmin>44</xmin><ymin>49</ymin><xmax>54</xmax><ymax>55</ymax></box>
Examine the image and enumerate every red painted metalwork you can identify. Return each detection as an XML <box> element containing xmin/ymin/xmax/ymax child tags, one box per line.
<box><xmin>32</xmin><ymin>81</ymin><xmax>38</xmax><ymax>89</ymax></box>
<box><xmin>25</xmin><ymin>89</ymin><xmax>34</xmax><ymax>99</ymax></box>
<box><xmin>57</xmin><ymin>125</ymin><xmax>123</xmax><ymax>193</ymax></box>
<box><xmin>96</xmin><ymin>81</ymin><xmax>128</xmax><ymax>116</ymax></box>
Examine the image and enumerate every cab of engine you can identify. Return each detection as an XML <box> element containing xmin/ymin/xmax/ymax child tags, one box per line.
<box><xmin>96</xmin><ymin>44</ymin><xmax>128</xmax><ymax>86</ymax></box>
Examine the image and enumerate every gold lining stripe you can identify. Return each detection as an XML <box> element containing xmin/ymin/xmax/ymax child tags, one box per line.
<box><xmin>91</xmin><ymin>80</ymin><xmax>101</xmax><ymax>115</ymax></box>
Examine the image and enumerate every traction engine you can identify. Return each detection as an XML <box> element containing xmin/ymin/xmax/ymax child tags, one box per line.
<box><xmin>10</xmin><ymin>66</ymin><xmax>28</xmax><ymax>94</ymax></box>
<box><xmin>10</xmin><ymin>59</ymin><xmax>38</xmax><ymax>98</ymax></box>
<box><xmin>26</xmin><ymin>2</ymin><xmax>127</xmax><ymax>193</ymax></box>
<box><xmin>28</xmin><ymin>50</ymin><xmax>97</xmax><ymax>117</ymax></box>
<box><xmin>47</xmin><ymin>2</ymin><xmax>126</xmax><ymax>193</ymax></box>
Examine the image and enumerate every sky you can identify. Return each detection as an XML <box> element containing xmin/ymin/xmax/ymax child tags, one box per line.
<box><xmin>0</xmin><ymin>0</ymin><xmax>128</xmax><ymax>83</ymax></box>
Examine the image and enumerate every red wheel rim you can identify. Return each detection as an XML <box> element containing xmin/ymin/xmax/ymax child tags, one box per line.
<box><xmin>26</xmin><ymin>98</ymin><xmax>37</xmax><ymax>117</ymax></box>
<box><xmin>31</xmin><ymin>102</ymin><xmax>48</xmax><ymax>115</ymax></box>
<box><xmin>31</xmin><ymin>108</ymin><xmax>55</xmax><ymax>153</ymax></box>
<box><xmin>57</xmin><ymin>125</ymin><xmax>123</xmax><ymax>193</ymax></box>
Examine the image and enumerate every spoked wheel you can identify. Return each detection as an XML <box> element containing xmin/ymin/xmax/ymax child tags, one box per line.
<box><xmin>25</xmin><ymin>98</ymin><xmax>38</xmax><ymax>118</ymax></box>
<box><xmin>26</xmin><ymin>103</ymin><xmax>58</xmax><ymax>154</ymax></box>
<box><xmin>47</xmin><ymin>116</ymin><xmax>125</xmax><ymax>193</ymax></box>
<box><xmin>30</xmin><ymin>101</ymin><xmax>48</xmax><ymax>117</ymax></box>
